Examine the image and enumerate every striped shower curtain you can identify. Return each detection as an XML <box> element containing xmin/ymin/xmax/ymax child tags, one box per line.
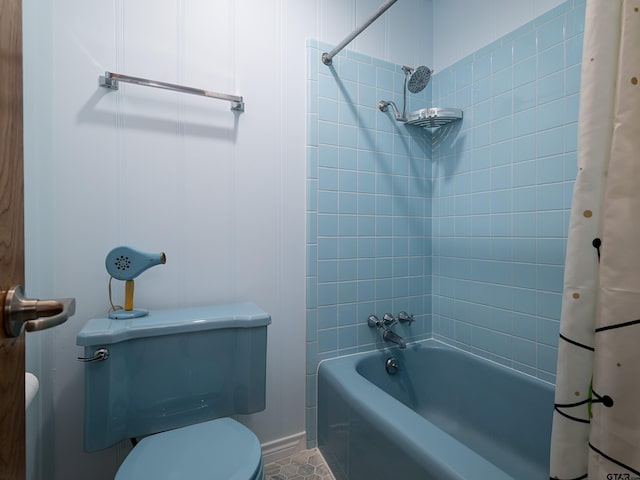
<box><xmin>549</xmin><ymin>1</ymin><xmax>640</xmax><ymax>478</ymax></box>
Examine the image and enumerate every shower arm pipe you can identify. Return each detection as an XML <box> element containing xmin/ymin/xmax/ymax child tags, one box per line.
<box><xmin>321</xmin><ymin>0</ymin><xmax>398</xmax><ymax>66</ymax></box>
<box><xmin>99</xmin><ymin>71</ymin><xmax>244</xmax><ymax>112</ymax></box>
<box><xmin>378</xmin><ymin>100</ymin><xmax>406</xmax><ymax>122</ymax></box>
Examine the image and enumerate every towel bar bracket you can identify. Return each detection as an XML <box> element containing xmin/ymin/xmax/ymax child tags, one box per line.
<box><xmin>229</xmin><ymin>100</ymin><xmax>245</xmax><ymax>112</ymax></box>
<box><xmin>99</xmin><ymin>74</ymin><xmax>118</xmax><ymax>90</ymax></box>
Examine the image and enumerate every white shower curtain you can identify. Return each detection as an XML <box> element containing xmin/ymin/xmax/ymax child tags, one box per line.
<box><xmin>550</xmin><ymin>1</ymin><xmax>640</xmax><ymax>478</ymax></box>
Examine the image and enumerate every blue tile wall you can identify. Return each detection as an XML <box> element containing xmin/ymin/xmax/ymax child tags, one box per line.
<box><xmin>430</xmin><ymin>0</ymin><xmax>584</xmax><ymax>385</ymax></box>
<box><xmin>306</xmin><ymin>0</ymin><xmax>584</xmax><ymax>446</ymax></box>
<box><xmin>306</xmin><ymin>41</ymin><xmax>432</xmax><ymax>447</ymax></box>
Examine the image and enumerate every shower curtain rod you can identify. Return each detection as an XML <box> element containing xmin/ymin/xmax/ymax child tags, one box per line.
<box><xmin>321</xmin><ymin>0</ymin><xmax>398</xmax><ymax>65</ymax></box>
<box><xmin>99</xmin><ymin>71</ymin><xmax>245</xmax><ymax>112</ymax></box>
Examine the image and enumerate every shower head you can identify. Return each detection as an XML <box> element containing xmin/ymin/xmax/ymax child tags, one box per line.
<box><xmin>406</xmin><ymin>65</ymin><xmax>432</xmax><ymax>93</ymax></box>
<box><xmin>396</xmin><ymin>65</ymin><xmax>433</xmax><ymax>120</ymax></box>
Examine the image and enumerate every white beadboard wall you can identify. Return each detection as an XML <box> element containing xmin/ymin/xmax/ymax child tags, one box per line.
<box><xmin>22</xmin><ymin>1</ymin><xmax>432</xmax><ymax>479</ymax></box>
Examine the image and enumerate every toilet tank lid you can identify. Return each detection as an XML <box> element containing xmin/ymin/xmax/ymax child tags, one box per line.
<box><xmin>76</xmin><ymin>302</ymin><xmax>271</xmax><ymax>346</ymax></box>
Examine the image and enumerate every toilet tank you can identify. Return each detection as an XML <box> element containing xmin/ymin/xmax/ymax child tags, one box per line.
<box><xmin>77</xmin><ymin>303</ymin><xmax>270</xmax><ymax>452</ymax></box>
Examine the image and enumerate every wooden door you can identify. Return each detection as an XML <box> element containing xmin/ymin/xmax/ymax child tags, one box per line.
<box><xmin>0</xmin><ymin>0</ymin><xmax>26</xmax><ymax>478</ymax></box>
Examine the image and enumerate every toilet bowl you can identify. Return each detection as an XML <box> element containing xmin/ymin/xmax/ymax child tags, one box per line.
<box><xmin>77</xmin><ymin>303</ymin><xmax>271</xmax><ymax>480</ymax></box>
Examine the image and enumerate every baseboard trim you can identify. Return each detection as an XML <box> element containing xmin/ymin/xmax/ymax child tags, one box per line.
<box><xmin>261</xmin><ymin>431</ymin><xmax>306</xmax><ymax>464</ymax></box>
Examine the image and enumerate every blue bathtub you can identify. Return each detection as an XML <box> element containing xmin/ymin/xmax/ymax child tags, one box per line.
<box><xmin>317</xmin><ymin>340</ymin><xmax>553</xmax><ymax>479</ymax></box>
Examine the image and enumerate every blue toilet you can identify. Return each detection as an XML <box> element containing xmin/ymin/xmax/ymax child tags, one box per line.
<box><xmin>77</xmin><ymin>303</ymin><xmax>271</xmax><ymax>480</ymax></box>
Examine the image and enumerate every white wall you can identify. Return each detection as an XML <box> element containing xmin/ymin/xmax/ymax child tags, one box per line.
<box><xmin>22</xmin><ymin>1</ymin><xmax>432</xmax><ymax>479</ymax></box>
<box><xmin>432</xmin><ymin>0</ymin><xmax>566</xmax><ymax>71</ymax></box>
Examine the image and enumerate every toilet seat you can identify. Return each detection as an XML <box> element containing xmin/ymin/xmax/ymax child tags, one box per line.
<box><xmin>115</xmin><ymin>418</ymin><xmax>264</xmax><ymax>480</ymax></box>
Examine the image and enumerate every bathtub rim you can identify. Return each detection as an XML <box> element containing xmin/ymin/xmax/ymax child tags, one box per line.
<box><xmin>317</xmin><ymin>338</ymin><xmax>554</xmax><ymax>388</ymax></box>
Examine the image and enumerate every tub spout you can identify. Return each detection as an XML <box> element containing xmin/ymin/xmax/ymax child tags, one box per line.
<box><xmin>382</xmin><ymin>329</ymin><xmax>406</xmax><ymax>349</ymax></box>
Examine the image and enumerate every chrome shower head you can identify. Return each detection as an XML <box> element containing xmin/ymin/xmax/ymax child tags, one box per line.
<box><xmin>406</xmin><ymin>65</ymin><xmax>432</xmax><ymax>93</ymax></box>
<box><xmin>380</xmin><ymin>65</ymin><xmax>436</xmax><ymax>124</ymax></box>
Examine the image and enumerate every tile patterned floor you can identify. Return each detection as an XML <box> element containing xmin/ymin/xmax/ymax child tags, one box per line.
<box><xmin>264</xmin><ymin>448</ymin><xmax>335</xmax><ymax>480</ymax></box>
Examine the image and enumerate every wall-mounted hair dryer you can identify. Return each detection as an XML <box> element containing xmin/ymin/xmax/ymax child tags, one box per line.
<box><xmin>105</xmin><ymin>246</ymin><xmax>166</xmax><ymax>319</ymax></box>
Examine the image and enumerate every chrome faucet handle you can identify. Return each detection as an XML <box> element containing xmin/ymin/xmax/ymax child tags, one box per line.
<box><xmin>382</xmin><ymin>313</ymin><xmax>397</xmax><ymax>327</ymax></box>
<box><xmin>367</xmin><ymin>314</ymin><xmax>383</xmax><ymax>328</ymax></box>
<box><xmin>398</xmin><ymin>311</ymin><xmax>414</xmax><ymax>325</ymax></box>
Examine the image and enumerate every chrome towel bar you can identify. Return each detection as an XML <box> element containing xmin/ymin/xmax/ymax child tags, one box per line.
<box><xmin>99</xmin><ymin>71</ymin><xmax>244</xmax><ymax>112</ymax></box>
